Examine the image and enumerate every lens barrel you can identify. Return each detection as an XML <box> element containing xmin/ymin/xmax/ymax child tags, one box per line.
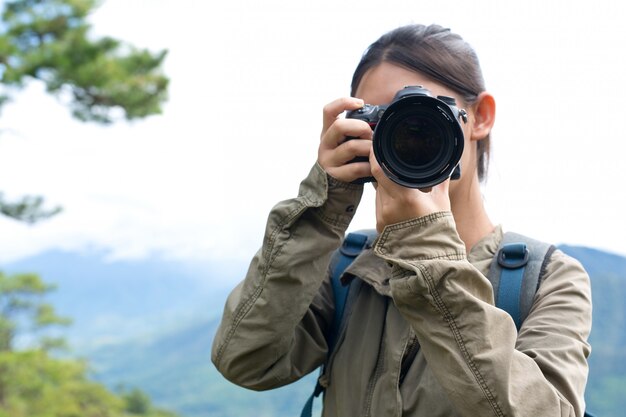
<box><xmin>373</xmin><ymin>92</ymin><xmax>464</xmax><ymax>188</ymax></box>
<box><xmin>346</xmin><ymin>86</ymin><xmax>465</xmax><ymax>188</ymax></box>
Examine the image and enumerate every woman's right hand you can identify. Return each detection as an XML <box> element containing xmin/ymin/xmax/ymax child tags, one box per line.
<box><xmin>317</xmin><ymin>97</ymin><xmax>373</xmax><ymax>183</ymax></box>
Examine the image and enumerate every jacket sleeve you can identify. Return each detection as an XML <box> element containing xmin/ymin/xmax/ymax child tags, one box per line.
<box><xmin>374</xmin><ymin>211</ymin><xmax>591</xmax><ymax>417</ymax></box>
<box><xmin>211</xmin><ymin>163</ymin><xmax>363</xmax><ymax>390</ymax></box>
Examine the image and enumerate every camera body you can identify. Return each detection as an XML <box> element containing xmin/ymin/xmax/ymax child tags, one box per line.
<box><xmin>346</xmin><ymin>85</ymin><xmax>467</xmax><ymax>189</ymax></box>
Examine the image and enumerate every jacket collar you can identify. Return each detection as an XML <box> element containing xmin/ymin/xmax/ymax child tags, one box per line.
<box><xmin>341</xmin><ymin>225</ymin><xmax>503</xmax><ymax>298</ymax></box>
<box><xmin>342</xmin><ymin>249</ymin><xmax>392</xmax><ymax>296</ymax></box>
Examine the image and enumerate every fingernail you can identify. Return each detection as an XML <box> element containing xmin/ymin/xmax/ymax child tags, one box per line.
<box><xmin>355</xmin><ymin>99</ymin><xmax>364</xmax><ymax>106</ymax></box>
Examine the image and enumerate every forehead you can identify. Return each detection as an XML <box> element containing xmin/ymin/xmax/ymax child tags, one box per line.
<box><xmin>354</xmin><ymin>62</ymin><xmax>460</xmax><ymax>105</ymax></box>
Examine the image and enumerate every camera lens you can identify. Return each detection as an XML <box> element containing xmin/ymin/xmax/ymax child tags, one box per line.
<box><xmin>373</xmin><ymin>96</ymin><xmax>463</xmax><ymax>189</ymax></box>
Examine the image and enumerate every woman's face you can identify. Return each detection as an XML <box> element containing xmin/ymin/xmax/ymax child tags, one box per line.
<box><xmin>353</xmin><ymin>62</ymin><xmax>480</xmax><ymax>196</ymax></box>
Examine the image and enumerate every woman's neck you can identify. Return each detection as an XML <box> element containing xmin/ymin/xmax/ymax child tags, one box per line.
<box><xmin>450</xmin><ymin>177</ymin><xmax>494</xmax><ymax>253</ymax></box>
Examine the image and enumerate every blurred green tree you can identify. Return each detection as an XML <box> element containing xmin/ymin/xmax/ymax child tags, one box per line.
<box><xmin>0</xmin><ymin>0</ymin><xmax>169</xmax><ymax>223</ymax></box>
<box><xmin>0</xmin><ymin>272</ymin><xmax>180</xmax><ymax>417</ymax></box>
<box><xmin>0</xmin><ymin>271</ymin><xmax>70</xmax><ymax>352</ymax></box>
<box><xmin>0</xmin><ymin>349</ymin><xmax>181</xmax><ymax>416</ymax></box>
<box><xmin>124</xmin><ymin>388</ymin><xmax>152</xmax><ymax>414</ymax></box>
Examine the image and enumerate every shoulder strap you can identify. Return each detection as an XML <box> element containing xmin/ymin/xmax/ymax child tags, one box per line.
<box><xmin>487</xmin><ymin>233</ymin><xmax>599</xmax><ymax>417</ymax></box>
<box><xmin>327</xmin><ymin>229</ymin><xmax>378</xmax><ymax>350</ymax></box>
<box><xmin>487</xmin><ymin>231</ymin><xmax>556</xmax><ymax>330</ymax></box>
<box><xmin>301</xmin><ymin>229</ymin><xmax>377</xmax><ymax>417</ymax></box>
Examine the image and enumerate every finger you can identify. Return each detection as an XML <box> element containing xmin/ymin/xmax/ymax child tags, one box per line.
<box><xmin>322</xmin><ymin>138</ymin><xmax>372</xmax><ymax>167</ymax></box>
<box><xmin>326</xmin><ymin>161</ymin><xmax>372</xmax><ymax>183</ymax></box>
<box><xmin>320</xmin><ymin>118</ymin><xmax>373</xmax><ymax>150</ymax></box>
<box><xmin>369</xmin><ymin>149</ymin><xmax>394</xmax><ymax>188</ymax></box>
<box><xmin>321</xmin><ymin>97</ymin><xmax>365</xmax><ymax>137</ymax></box>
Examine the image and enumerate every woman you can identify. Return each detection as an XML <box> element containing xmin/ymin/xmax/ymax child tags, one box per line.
<box><xmin>212</xmin><ymin>24</ymin><xmax>592</xmax><ymax>417</ymax></box>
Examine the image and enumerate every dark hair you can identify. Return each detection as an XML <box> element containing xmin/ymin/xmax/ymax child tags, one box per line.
<box><xmin>350</xmin><ymin>24</ymin><xmax>490</xmax><ymax>181</ymax></box>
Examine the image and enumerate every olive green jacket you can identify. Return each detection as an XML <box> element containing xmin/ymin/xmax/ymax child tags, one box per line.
<box><xmin>211</xmin><ymin>163</ymin><xmax>592</xmax><ymax>417</ymax></box>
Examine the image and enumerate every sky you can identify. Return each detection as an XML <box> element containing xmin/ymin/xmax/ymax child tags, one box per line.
<box><xmin>0</xmin><ymin>0</ymin><xmax>625</xmax><ymax>278</ymax></box>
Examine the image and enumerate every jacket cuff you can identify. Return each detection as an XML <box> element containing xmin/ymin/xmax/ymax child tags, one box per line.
<box><xmin>303</xmin><ymin>163</ymin><xmax>364</xmax><ymax>228</ymax></box>
<box><xmin>373</xmin><ymin>212</ymin><xmax>466</xmax><ymax>275</ymax></box>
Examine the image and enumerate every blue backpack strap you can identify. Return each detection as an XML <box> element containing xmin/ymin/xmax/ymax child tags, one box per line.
<box><xmin>489</xmin><ymin>233</ymin><xmax>598</xmax><ymax>417</ymax></box>
<box><xmin>496</xmin><ymin>242</ymin><xmax>529</xmax><ymax>329</ymax></box>
<box><xmin>328</xmin><ymin>229</ymin><xmax>377</xmax><ymax>349</ymax></box>
<box><xmin>488</xmin><ymin>231</ymin><xmax>556</xmax><ymax>330</ymax></box>
<box><xmin>300</xmin><ymin>229</ymin><xmax>377</xmax><ymax>417</ymax></box>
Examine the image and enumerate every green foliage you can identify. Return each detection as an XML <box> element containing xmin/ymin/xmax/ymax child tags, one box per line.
<box><xmin>0</xmin><ymin>0</ymin><xmax>169</xmax><ymax>124</ymax></box>
<box><xmin>0</xmin><ymin>0</ymin><xmax>169</xmax><ymax>224</ymax></box>
<box><xmin>0</xmin><ymin>271</ymin><xmax>70</xmax><ymax>351</ymax></box>
<box><xmin>0</xmin><ymin>270</ymin><xmax>180</xmax><ymax>417</ymax></box>
<box><xmin>0</xmin><ymin>349</ymin><xmax>180</xmax><ymax>417</ymax></box>
<box><xmin>124</xmin><ymin>388</ymin><xmax>151</xmax><ymax>415</ymax></box>
<box><xmin>121</xmin><ymin>387</ymin><xmax>178</xmax><ymax>417</ymax></box>
<box><xmin>0</xmin><ymin>193</ymin><xmax>61</xmax><ymax>224</ymax></box>
<box><xmin>0</xmin><ymin>349</ymin><xmax>122</xmax><ymax>417</ymax></box>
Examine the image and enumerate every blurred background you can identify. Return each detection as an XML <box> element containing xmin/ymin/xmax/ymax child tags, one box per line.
<box><xmin>0</xmin><ymin>0</ymin><xmax>624</xmax><ymax>416</ymax></box>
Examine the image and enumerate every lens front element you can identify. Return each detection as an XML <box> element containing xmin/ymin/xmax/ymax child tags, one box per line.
<box><xmin>390</xmin><ymin>113</ymin><xmax>446</xmax><ymax>168</ymax></box>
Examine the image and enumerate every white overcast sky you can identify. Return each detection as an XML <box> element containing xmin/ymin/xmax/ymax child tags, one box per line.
<box><xmin>0</xmin><ymin>0</ymin><xmax>625</xmax><ymax>274</ymax></box>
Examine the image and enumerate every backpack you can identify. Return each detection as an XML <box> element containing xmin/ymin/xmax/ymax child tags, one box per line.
<box><xmin>301</xmin><ymin>230</ymin><xmax>595</xmax><ymax>417</ymax></box>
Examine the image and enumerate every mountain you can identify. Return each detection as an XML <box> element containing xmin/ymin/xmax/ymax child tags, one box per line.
<box><xmin>1</xmin><ymin>249</ymin><xmax>328</xmax><ymax>416</ymax></box>
<box><xmin>3</xmin><ymin>250</ymin><xmax>242</xmax><ymax>350</ymax></box>
<box><xmin>87</xmin><ymin>316</ymin><xmax>320</xmax><ymax>417</ymax></box>
<box><xmin>4</xmin><ymin>245</ymin><xmax>626</xmax><ymax>417</ymax></box>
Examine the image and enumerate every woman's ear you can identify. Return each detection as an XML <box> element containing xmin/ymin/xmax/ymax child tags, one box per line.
<box><xmin>470</xmin><ymin>92</ymin><xmax>496</xmax><ymax>141</ymax></box>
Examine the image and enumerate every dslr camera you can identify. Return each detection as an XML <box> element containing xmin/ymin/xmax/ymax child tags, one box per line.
<box><xmin>346</xmin><ymin>85</ymin><xmax>468</xmax><ymax>189</ymax></box>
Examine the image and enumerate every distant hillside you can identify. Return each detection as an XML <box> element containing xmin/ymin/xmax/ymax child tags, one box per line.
<box><xmin>559</xmin><ymin>244</ymin><xmax>626</xmax><ymax>279</ymax></box>
<box><xmin>88</xmin><ymin>317</ymin><xmax>320</xmax><ymax>417</ymax></box>
<box><xmin>3</xmin><ymin>250</ymin><xmax>244</xmax><ymax>351</ymax></box>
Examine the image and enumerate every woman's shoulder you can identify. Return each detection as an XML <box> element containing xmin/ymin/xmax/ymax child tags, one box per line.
<box><xmin>542</xmin><ymin>247</ymin><xmax>591</xmax><ymax>291</ymax></box>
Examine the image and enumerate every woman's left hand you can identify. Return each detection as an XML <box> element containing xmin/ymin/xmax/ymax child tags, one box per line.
<box><xmin>370</xmin><ymin>150</ymin><xmax>452</xmax><ymax>232</ymax></box>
